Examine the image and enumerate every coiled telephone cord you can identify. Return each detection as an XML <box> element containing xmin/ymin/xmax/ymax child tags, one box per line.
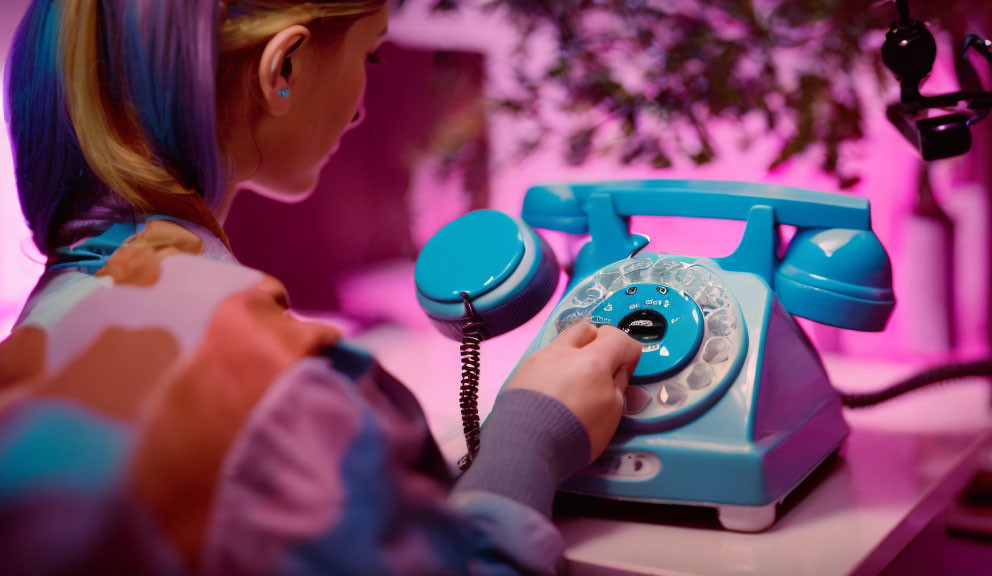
<box><xmin>842</xmin><ymin>358</ymin><xmax>992</xmax><ymax>408</ymax></box>
<box><xmin>457</xmin><ymin>292</ymin><xmax>487</xmax><ymax>471</ymax></box>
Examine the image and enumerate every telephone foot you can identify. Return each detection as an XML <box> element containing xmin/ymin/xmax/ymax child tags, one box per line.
<box><xmin>717</xmin><ymin>502</ymin><xmax>779</xmax><ymax>532</ymax></box>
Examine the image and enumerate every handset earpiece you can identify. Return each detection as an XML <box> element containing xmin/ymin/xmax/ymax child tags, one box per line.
<box><xmin>415</xmin><ymin>210</ymin><xmax>560</xmax><ymax>468</ymax></box>
<box><xmin>415</xmin><ymin>210</ymin><xmax>560</xmax><ymax>340</ymax></box>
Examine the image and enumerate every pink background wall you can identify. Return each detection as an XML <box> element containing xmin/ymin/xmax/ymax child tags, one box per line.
<box><xmin>0</xmin><ymin>0</ymin><xmax>45</xmax><ymax>336</ymax></box>
<box><xmin>1</xmin><ymin>1</ymin><xmax>989</xmax><ymax>362</ymax></box>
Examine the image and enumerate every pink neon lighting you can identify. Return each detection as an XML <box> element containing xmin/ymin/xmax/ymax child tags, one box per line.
<box><xmin>1</xmin><ymin>0</ymin><xmax>45</xmax><ymax>336</ymax></box>
<box><xmin>0</xmin><ymin>2</ymin><xmax>986</xmax><ymax>364</ymax></box>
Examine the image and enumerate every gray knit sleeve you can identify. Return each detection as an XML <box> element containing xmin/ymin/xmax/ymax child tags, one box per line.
<box><xmin>453</xmin><ymin>389</ymin><xmax>592</xmax><ymax>517</ymax></box>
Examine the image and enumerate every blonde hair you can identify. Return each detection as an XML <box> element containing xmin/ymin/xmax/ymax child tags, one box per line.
<box><xmin>62</xmin><ymin>0</ymin><xmax>183</xmax><ymax>211</ymax></box>
<box><xmin>220</xmin><ymin>1</ymin><xmax>385</xmax><ymax>52</ymax></box>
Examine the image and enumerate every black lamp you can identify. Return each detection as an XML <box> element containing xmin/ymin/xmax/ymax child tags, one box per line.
<box><xmin>883</xmin><ymin>0</ymin><xmax>992</xmax><ymax>160</ymax></box>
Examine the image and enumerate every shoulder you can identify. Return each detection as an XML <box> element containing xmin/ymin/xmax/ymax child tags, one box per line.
<box><xmin>2</xmin><ymin>218</ymin><xmax>343</xmax><ymax>427</ymax></box>
<box><xmin>0</xmin><ymin>219</ymin><xmax>346</xmax><ymax>569</ymax></box>
<box><xmin>14</xmin><ymin>219</ymin><xmax>324</xmax><ymax>369</ymax></box>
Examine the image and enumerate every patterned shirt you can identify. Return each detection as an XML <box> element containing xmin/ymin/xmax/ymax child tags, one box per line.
<box><xmin>0</xmin><ymin>217</ymin><xmax>590</xmax><ymax>575</ymax></box>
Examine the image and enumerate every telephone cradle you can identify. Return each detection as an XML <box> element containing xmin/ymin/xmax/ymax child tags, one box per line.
<box><xmin>415</xmin><ymin>180</ymin><xmax>895</xmax><ymax>532</ymax></box>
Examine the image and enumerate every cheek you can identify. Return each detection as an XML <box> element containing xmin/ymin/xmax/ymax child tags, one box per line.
<box><xmin>254</xmin><ymin>62</ymin><xmax>367</xmax><ymax>198</ymax></box>
<box><xmin>318</xmin><ymin>65</ymin><xmax>367</xmax><ymax>152</ymax></box>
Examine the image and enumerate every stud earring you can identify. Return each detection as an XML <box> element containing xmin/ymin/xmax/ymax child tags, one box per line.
<box><xmin>277</xmin><ymin>88</ymin><xmax>290</xmax><ymax>98</ymax></box>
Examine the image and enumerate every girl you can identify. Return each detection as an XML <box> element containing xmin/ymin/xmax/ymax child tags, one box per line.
<box><xmin>0</xmin><ymin>1</ymin><xmax>641</xmax><ymax>574</ymax></box>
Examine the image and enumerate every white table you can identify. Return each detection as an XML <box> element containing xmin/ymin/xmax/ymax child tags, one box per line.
<box><xmin>352</xmin><ymin>319</ymin><xmax>992</xmax><ymax>576</ymax></box>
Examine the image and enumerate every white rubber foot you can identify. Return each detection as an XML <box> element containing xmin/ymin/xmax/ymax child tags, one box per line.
<box><xmin>717</xmin><ymin>502</ymin><xmax>778</xmax><ymax>532</ymax></box>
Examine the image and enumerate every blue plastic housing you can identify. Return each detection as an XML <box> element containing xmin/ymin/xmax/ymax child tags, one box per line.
<box><xmin>415</xmin><ymin>210</ymin><xmax>559</xmax><ymax>339</ymax></box>
<box><xmin>522</xmin><ymin>179</ymin><xmax>895</xmax><ymax>332</ymax></box>
<box><xmin>523</xmin><ymin>179</ymin><xmax>872</xmax><ymax>232</ymax></box>
<box><xmin>775</xmin><ymin>228</ymin><xmax>895</xmax><ymax>332</ymax></box>
<box><xmin>415</xmin><ymin>179</ymin><xmax>897</xmax><ymax>529</ymax></box>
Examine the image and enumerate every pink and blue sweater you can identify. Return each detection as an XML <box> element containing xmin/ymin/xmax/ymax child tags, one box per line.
<box><xmin>0</xmin><ymin>217</ymin><xmax>590</xmax><ymax>575</ymax></box>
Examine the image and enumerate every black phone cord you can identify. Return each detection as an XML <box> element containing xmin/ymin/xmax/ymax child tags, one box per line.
<box><xmin>841</xmin><ymin>358</ymin><xmax>992</xmax><ymax>408</ymax></box>
<box><xmin>457</xmin><ymin>292</ymin><xmax>487</xmax><ymax>471</ymax></box>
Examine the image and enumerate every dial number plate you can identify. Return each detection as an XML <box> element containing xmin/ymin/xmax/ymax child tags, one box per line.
<box><xmin>541</xmin><ymin>255</ymin><xmax>747</xmax><ymax>430</ymax></box>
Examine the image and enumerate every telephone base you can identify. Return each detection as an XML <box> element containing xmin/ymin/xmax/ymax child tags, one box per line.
<box><xmin>545</xmin><ymin>258</ymin><xmax>849</xmax><ymax>531</ymax></box>
<box><xmin>555</xmin><ymin>491</ymin><xmax>781</xmax><ymax>532</ymax></box>
<box><xmin>556</xmin><ymin>448</ymin><xmax>844</xmax><ymax>533</ymax></box>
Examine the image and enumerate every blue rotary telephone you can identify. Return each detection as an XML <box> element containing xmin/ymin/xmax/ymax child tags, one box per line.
<box><xmin>414</xmin><ymin>180</ymin><xmax>895</xmax><ymax>532</ymax></box>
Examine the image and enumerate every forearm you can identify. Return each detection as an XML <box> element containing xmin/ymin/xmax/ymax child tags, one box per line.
<box><xmin>453</xmin><ymin>389</ymin><xmax>591</xmax><ymax>518</ymax></box>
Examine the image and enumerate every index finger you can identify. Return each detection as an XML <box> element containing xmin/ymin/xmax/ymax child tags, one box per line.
<box><xmin>552</xmin><ymin>319</ymin><xmax>598</xmax><ymax>349</ymax></box>
<box><xmin>585</xmin><ymin>324</ymin><xmax>643</xmax><ymax>380</ymax></box>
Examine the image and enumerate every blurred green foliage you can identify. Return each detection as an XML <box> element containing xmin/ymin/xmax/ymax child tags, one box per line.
<box><xmin>420</xmin><ymin>0</ymin><xmax>989</xmax><ymax>188</ymax></box>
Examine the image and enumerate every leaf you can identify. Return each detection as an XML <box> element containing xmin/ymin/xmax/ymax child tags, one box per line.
<box><xmin>547</xmin><ymin>58</ymin><xmax>569</xmax><ymax>78</ymax></box>
<box><xmin>432</xmin><ymin>0</ymin><xmax>459</xmax><ymax>12</ymax></box>
<box><xmin>691</xmin><ymin>149</ymin><xmax>715</xmax><ymax>166</ymax></box>
<box><xmin>566</xmin><ymin>127</ymin><xmax>596</xmax><ymax>165</ymax></box>
<box><xmin>651</xmin><ymin>152</ymin><xmax>673</xmax><ymax>170</ymax></box>
<box><xmin>622</xmin><ymin>111</ymin><xmax>637</xmax><ymax>137</ymax></box>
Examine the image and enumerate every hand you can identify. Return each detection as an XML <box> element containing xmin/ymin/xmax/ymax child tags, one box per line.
<box><xmin>504</xmin><ymin>320</ymin><xmax>642</xmax><ymax>462</ymax></box>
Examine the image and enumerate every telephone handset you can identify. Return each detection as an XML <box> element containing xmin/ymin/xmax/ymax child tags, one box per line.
<box><xmin>523</xmin><ymin>179</ymin><xmax>893</xmax><ymax>331</ymax></box>
<box><xmin>415</xmin><ymin>179</ymin><xmax>895</xmax><ymax>531</ymax></box>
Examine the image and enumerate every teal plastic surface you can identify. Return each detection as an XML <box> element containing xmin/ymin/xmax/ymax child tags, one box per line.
<box><xmin>523</xmin><ymin>180</ymin><xmax>872</xmax><ymax>232</ymax></box>
<box><xmin>512</xmin><ymin>179</ymin><xmax>887</xmax><ymax>516</ymax></box>
<box><xmin>537</xmin><ymin>254</ymin><xmax>752</xmax><ymax>436</ymax></box>
<box><xmin>416</xmin><ymin>179</ymin><xmax>896</xmax><ymax>524</ymax></box>
<box><xmin>569</xmin><ymin>192</ymin><xmax>651</xmax><ymax>290</ymax></box>
<box><xmin>524</xmin><ymin>179</ymin><xmax>895</xmax><ymax>331</ymax></box>
<box><xmin>716</xmin><ymin>205</ymin><xmax>777</xmax><ymax>286</ymax></box>
<box><xmin>416</xmin><ymin>210</ymin><xmax>526</xmax><ymax>303</ymax></box>
<box><xmin>533</xmin><ymin>257</ymin><xmax>848</xmax><ymax>509</ymax></box>
<box><xmin>587</xmin><ymin>284</ymin><xmax>704</xmax><ymax>380</ymax></box>
<box><xmin>415</xmin><ymin>210</ymin><xmax>555</xmax><ymax>326</ymax></box>
<box><xmin>775</xmin><ymin>228</ymin><xmax>895</xmax><ymax>331</ymax></box>
<box><xmin>526</xmin><ymin>180</ymin><xmax>876</xmax><ymax>292</ymax></box>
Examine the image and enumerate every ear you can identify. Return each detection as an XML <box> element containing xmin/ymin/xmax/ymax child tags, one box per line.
<box><xmin>257</xmin><ymin>25</ymin><xmax>311</xmax><ymax>117</ymax></box>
